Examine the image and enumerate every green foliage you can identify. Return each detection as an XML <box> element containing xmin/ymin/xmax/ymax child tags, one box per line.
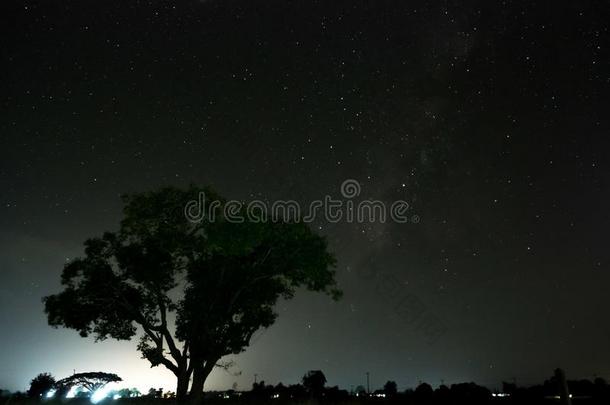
<box><xmin>177</xmin><ymin>220</ymin><xmax>340</xmax><ymax>357</ymax></box>
<box><xmin>43</xmin><ymin>186</ymin><xmax>341</xmax><ymax>397</ymax></box>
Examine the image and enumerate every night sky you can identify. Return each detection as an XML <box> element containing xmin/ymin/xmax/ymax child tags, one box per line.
<box><xmin>1</xmin><ymin>0</ymin><xmax>610</xmax><ymax>394</ymax></box>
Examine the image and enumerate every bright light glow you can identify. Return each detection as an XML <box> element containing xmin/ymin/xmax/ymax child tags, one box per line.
<box><xmin>113</xmin><ymin>394</ymin><xmax>121</xmax><ymax>400</ymax></box>
<box><xmin>272</xmin><ymin>394</ymin><xmax>280</xmax><ymax>399</ymax></box>
<box><xmin>45</xmin><ymin>390</ymin><xmax>57</xmax><ymax>399</ymax></box>
<box><xmin>66</xmin><ymin>386</ymin><xmax>79</xmax><ymax>399</ymax></box>
<box><xmin>91</xmin><ymin>386</ymin><xmax>114</xmax><ymax>404</ymax></box>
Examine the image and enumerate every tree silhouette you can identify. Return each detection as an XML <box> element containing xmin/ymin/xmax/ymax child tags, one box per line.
<box><xmin>302</xmin><ymin>370</ymin><xmax>327</xmax><ymax>398</ymax></box>
<box><xmin>449</xmin><ymin>382</ymin><xmax>491</xmax><ymax>404</ymax></box>
<box><xmin>355</xmin><ymin>385</ymin><xmax>366</xmax><ymax>396</ymax></box>
<box><xmin>44</xmin><ymin>186</ymin><xmax>340</xmax><ymax>401</ymax></box>
<box><xmin>383</xmin><ymin>380</ymin><xmax>398</xmax><ymax>396</ymax></box>
<box><xmin>117</xmin><ymin>388</ymin><xmax>141</xmax><ymax>398</ymax></box>
<box><xmin>147</xmin><ymin>388</ymin><xmax>163</xmax><ymax>398</ymax></box>
<box><xmin>286</xmin><ymin>384</ymin><xmax>307</xmax><ymax>399</ymax></box>
<box><xmin>414</xmin><ymin>382</ymin><xmax>434</xmax><ymax>402</ymax></box>
<box><xmin>325</xmin><ymin>385</ymin><xmax>349</xmax><ymax>401</ymax></box>
<box><xmin>55</xmin><ymin>372</ymin><xmax>122</xmax><ymax>393</ymax></box>
<box><xmin>28</xmin><ymin>373</ymin><xmax>56</xmax><ymax>398</ymax></box>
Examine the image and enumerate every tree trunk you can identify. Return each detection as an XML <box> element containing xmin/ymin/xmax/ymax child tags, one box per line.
<box><xmin>189</xmin><ymin>367</ymin><xmax>205</xmax><ymax>404</ymax></box>
<box><xmin>189</xmin><ymin>360</ymin><xmax>216</xmax><ymax>405</ymax></box>
<box><xmin>176</xmin><ymin>372</ymin><xmax>190</xmax><ymax>401</ymax></box>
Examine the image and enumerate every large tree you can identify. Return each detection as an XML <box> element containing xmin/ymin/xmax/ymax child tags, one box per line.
<box><xmin>44</xmin><ymin>186</ymin><xmax>340</xmax><ymax>401</ymax></box>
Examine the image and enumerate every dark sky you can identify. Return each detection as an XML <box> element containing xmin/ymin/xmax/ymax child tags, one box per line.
<box><xmin>1</xmin><ymin>0</ymin><xmax>610</xmax><ymax>394</ymax></box>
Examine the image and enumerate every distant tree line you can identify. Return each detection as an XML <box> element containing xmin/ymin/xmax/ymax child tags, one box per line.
<box><xmin>11</xmin><ymin>369</ymin><xmax>610</xmax><ymax>405</ymax></box>
<box><xmin>206</xmin><ymin>370</ymin><xmax>610</xmax><ymax>405</ymax></box>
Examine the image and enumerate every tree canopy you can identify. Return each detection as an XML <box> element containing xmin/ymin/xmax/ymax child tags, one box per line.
<box><xmin>28</xmin><ymin>373</ymin><xmax>56</xmax><ymax>398</ymax></box>
<box><xmin>44</xmin><ymin>186</ymin><xmax>341</xmax><ymax>400</ymax></box>
<box><xmin>302</xmin><ymin>370</ymin><xmax>327</xmax><ymax>397</ymax></box>
<box><xmin>55</xmin><ymin>372</ymin><xmax>122</xmax><ymax>393</ymax></box>
<box><xmin>384</xmin><ymin>380</ymin><xmax>398</xmax><ymax>396</ymax></box>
